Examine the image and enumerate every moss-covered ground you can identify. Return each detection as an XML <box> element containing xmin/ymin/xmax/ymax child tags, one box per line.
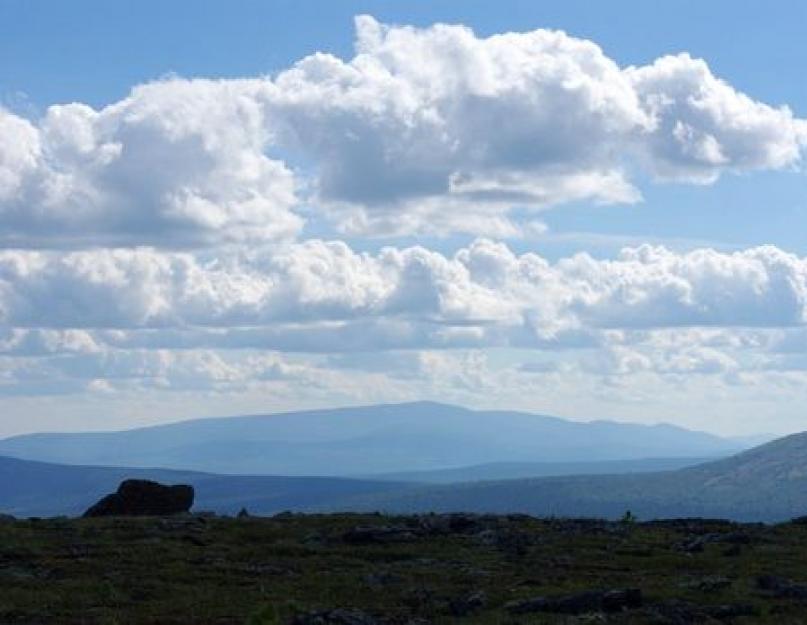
<box><xmin>2</xmin><ymin>513</ymin><xmax>807</xmax><ymax>624</ymax></box>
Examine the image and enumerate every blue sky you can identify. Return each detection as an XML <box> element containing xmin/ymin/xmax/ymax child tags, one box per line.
<box><xmin>1</xmin><ymin>1</ymin><xmax>806</xmax><ymax>437</ymax></box>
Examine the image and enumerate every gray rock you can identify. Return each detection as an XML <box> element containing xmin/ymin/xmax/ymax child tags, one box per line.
<box><xmin>506</xmin><ymin>588</ymin><xmax>642</xmax><ymax>615</ymax></box>
<box><xmin>645</xmin><ymin>600</ymin><xmax>758</xmax><ymax>624</ymax></box>
<box><xmin>448</xmin><ymin>591</ymin><xmax>486</xmax><ymax>616</ymax></box>
<box><xmin>757</xmin><ymin>574</ymin><xmax>807</xmax><ymax>599</ymax></box>
<box><xmin>83</xmin><ymin>480</ymin><xmax>194</xmax><ymax>517</ymax></box>
<box><xmin>679</xmin><ymin>575</ymin><xmax>732</xmax><ymax>593</ymax></box>
<box><xmin>291</xmin><ymin>608</ymin><xmax>378</xmax><ymax>625</ymax></box>
<box><xmin>342</xmin><ymin>525</ymin><xmax>419</xmax><ymax>545</ymax></box>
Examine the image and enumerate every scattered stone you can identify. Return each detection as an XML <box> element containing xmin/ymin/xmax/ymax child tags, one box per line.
<box><xmin>474</xmin><ymin>529</ymin><xmax>498</xmax><ymax>546</ymax></box>
<box><xmin>703</xmin><ymin>603</ymin><xmax>759</xmax><ymax>619</ymax></box>
<box><xmin>65</xmin><ymin>543</ymin><xmax>92</xmax><ymax>559</ymax></box>
<box><xmin>301</xmin><ymin>532</ymin><xmax>324</xmax><ymax>546</ymax></box>
<box><xmin>402</xmin><ymin>585</ymin><xmax>437</xmax><ymax>611</ymax></box>
<box><xmin>244</xmin><ymin>562</ymin><xmax>297</xmax><ymax>576</ymax></box>
<box><xmin>679</xmin><ymin>575</ymin><xmax>732</xmax><ymax>593</ymax></box>
<box><xmin>291</xmin><ymin>608</ymin><xmax>378</xmax><ymax>625</ymax></box>
<box><xmin>722</xmin><ymin>544</ymin><xmax>743</xmax><ymax>557</ymax></box>
<box><xmin>447</xmin><ymin>513</ymin><xmax>487</xmax><ymax>533</ymax></box>
<box><xmin>547</xmin><ymin>518</ymin><xmax>625</xmax><ymax>536</ymax></box>
<box><xmin>182</xmin><ymin>534</ymin><xmax>208</xmax><ymax>547</ymax></box>
<box><xmin>646</xmin><ymin>600</ymin><xmax>759</xmax><ymax>624</ymax></box>
<box><xmin>644</xmin><ymin>518</ymin><xmax>738</xmax><ymax>531</ymax></box>
<box><xmin>615</xmin><ymin>546</ymin><xmax>654</xmax><ymax>557</ymax></box>
<box><xmin>675</xmin><ymin>530</ymin><xmax>752</xmax><ymax>554</ymax></box>
<box><xmin>756</xmin><ymin>574</ymin><xmax>807</xmax><ymax>599</ymax></box>
<box><xmin>408</xmin><ymin>513</ymin><xmax>504</xmax><ymax>537</ymax></box>
<box><xmin>474</xmin><ymin>527</ymin><xmax>530</xmax><ymax>555</ymax></box>
<box><xmin>342</xmin><ymin>525</ymin><xmax>419</xmax><ymax>545</ymax></box>
<box><xmin>448</xmin><ymin>591</ymin><xmax>486</xmax><ymax>617</ymax></box>
<box><xmin>364</xmin><ymin>570</ymin><xmax>402</xmax><ymax>587</ymax></box>
<box><xmin>83</xmin><ymin>480</ymin><xmax>194</xmax><ymax>517</ymax></box>
<box><xmin>576</xmin><ymin>614</ymin><xmax>608</xmax><ymax>624</ymax></box>
<box><xmin>505</xmin><ymin>588</ymin><xmax>642</xmax><ymax>615</ymax></box>
<box><xmin>497</xmin><ymin>529</ymin><xmax>530</xmax><ymax>556</ymax></box>
<box><xmin>721</xmin><ymin>531</ymin><xmax>753</xmax><ymax>544</ymax></box>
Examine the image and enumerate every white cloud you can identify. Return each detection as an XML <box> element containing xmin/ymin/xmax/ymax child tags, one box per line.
<box><xmin>628</xmin><ymin>54</ymin><xmax>807</xmax><ymax>182</ymax></box>
<box><xmin>2</xmin><ymin>241</ymin><xmax>807</xmax><ymax>355</ymax></box>
<box><xmin>267</xmin><ymin>16</ymin><xmax>805</xmax><ymax>235</ymax></box>
<box><xmin>0</xmin><ymin>18</ymin><xmax>804</xmax><ymax>243</ymax></box>
<box><xmin>0</xmin><ymin>347</ymin><xmax>320</xmax><ymax>396</ymax></box>
<box><xmin>2</xmin><ymin>16</ymin><xmax>807</xmax><ymax>432</ymax></box>
<box><xmin>0</xmin><ymin>81</ymin><xmax>301</xmax><ymax>247</ymax></box>
<box><xmin>0</xmin><ymin>110</ymin><xmax>41</xmax><ymax>202</ymax></box>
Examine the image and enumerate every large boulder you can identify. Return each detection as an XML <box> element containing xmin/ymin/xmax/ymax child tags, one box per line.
<box><xmin>83</xmin><ymin>480</ymin><xmax>194</xmax><ymax>518</ymax></box>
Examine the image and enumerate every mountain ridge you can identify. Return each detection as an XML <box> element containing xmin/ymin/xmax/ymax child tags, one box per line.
<box><xmin>3</xmin><ymin>428</ymin><xmax>807</xmax><ymax>521</ymax></box>
<box><xmin>336</xmin><ymin>429</ymin><xmax>807</xmax><ymax>522</ymax></box>
<box><xmin>0</xmin><ymin>401</ymin><xmax>745</xmax><ymax>476</ymax></box>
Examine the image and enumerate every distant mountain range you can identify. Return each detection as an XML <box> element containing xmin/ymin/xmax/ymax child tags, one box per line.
<box><xmin>361</xmin><ymin>457</ymin><xmax>716</xmax><ymax>484</ymax></box>
<box><xmin>3</xmin><ymin>401</ymin><xmax>798</xmax><ymax>522</ymax></box>
<box><xmin>0</xmin><ymin>456</ymin><xmax>412</xmax><ymax>518</ymax></box>
<box><xmin>0</xmin><ymin>401</ymin><xmax>749</xmax><ymax>476</ymax></box>
<box><xmin>335</xmin><ymin>432</ymin><xmax>807</xmax><ymax>522</ymax></box>
<box><xmin>4</xmin><ymin>430</ymin><xmax>807</xmax><ymax>521</ymax></box>
<box><xmin>3</xmin><ymin>430</ymin><xmax>807</xmax><ymax>521</ymax></box>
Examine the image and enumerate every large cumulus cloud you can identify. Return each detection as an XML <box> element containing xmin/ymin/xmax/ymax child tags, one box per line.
<box><xmin>1</xmin><ymin>240</ymin><xmax>807</xmax><ymax>352</ymax></box>
<box><xmin>0</xmin><ymin>17</ymin><xmax>804</xmax><ymax>243</ymax></box>
<box><xmin>0</xmin><ymin>81</ymin><xmax>300</xmax><ymax>247</ymax></box>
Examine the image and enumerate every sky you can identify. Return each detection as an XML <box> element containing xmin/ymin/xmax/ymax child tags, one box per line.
<box><xmin>1</xmin><ymin>1</ymin><xmax>807</xmax><ymax>437</ymax></box>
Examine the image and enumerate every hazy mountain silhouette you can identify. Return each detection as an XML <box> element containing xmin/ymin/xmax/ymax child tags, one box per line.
<box><xmin>360</xmin><ymin>457</ymin><xmax>715</xmax><ymax>483</ymax></box>
<box><xmin>0</xmin><ymin>402</ymin><xmax>745</xmax><ymax>476</ymax></box>
<box><xmin>0</xmin><ymin>456</ymin><xmax>413</xmax><ymax>518</ymax></box>
<box><xmin>337</xmin><ymin>431</ymin><xmax>807</xmax><ymax>522</ymax></box>
<box><xmin>4</xmin><ymin>430</ymin><xmax>807</xmax><ymax>521</ymax></box>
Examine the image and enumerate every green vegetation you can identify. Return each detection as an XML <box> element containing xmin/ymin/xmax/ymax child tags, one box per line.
<box><xmin>3</xmin><ymin>512</ymin><xmax>807</xmax><ymax>623</ymax></box>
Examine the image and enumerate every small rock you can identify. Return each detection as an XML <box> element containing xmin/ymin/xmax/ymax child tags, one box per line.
<box><xmin>302</xmin><ymin>531</ymin><xmax>325</xmax><ymax>545</ymax></box>
<box><xmin>756</xmin><ymin>574</ymin><xmax>807</xmax><ymax>599</ymax></box>
<box><xmin>679</xmin><ymin>575</ymin><xmax>732</xmax><ymax>593</ymax></box>
<box><xmin>182</xmin><ymin>534</ymin><xmax>208</xmax><ymax>547</ymax></box>
<box><xmin>645</xmin><ymin>600</ymin><xmax>758</xmax><ymax>624</ymax></box>
<box><xmin>722</xmin><ymin>544</ymin><xmax>743</xmax><ymax>557</ymax></box>
<box><xmin>703</xmin><ymin>604</ymin><xmax>759</xmax><ymax>619</ymax></box>
<box><xmin>364</xmin><ymin>570</ymin><xmax>401</xmax><ymax>587</ymax></box>
<box><xmin>291</xmin><ymin>608</ymin><xmax>378</xmax><ymax>625</ymax></box>
<box><xmin>448</xmin><ymin>591</ymin><xmax>486</xmax><ymax>616</ymax></box>
<box><xmin>343</xmin><ymin>525</ymin><xmax>419</xmax><ymax>545</ymax></box>
<box><xmin>506</xmin><ymin>588</ymin><xmax>641</xmax><ymax>615</ymax></box>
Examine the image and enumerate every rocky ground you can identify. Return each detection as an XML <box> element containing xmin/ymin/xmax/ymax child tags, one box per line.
<box><xmin>3</xmin><ymin>512</ymin><xmax>807</xmax><ymax>623</ymax></box>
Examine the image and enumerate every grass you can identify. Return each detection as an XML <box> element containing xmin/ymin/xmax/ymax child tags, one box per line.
<box><xmin>3</xmin><ymin>513</ymin><xmax>807</xmax><ymax>623</ymax></box>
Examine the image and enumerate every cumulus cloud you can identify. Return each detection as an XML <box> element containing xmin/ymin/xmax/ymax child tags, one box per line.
<box><xmin>0</xmin><ymin>17</ymin><xmax>804</xmax><ymax>243</ymax></box>
<box><xmin>270</xmin><ymin>17</ymin><xmax>805</xmax><ymax>234</ymax></box>
<box><xmin>2</xmin><ymin>240</ymin><xmax>807</xmax><ymax>354</ymax></box>
<box><xmin>0</xmin><ymin>81</ymin><xmax>301</xmax><ymax>247</ymax></box>
<box><xmin>0</xmin><ymin>346</ymin><xmax>321</xmax><ymax>397</ymax></box>
<box><xmin>628</xmin><ymin>54</ymin><xmax>807</xmax><ymax>182</ymax></box>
